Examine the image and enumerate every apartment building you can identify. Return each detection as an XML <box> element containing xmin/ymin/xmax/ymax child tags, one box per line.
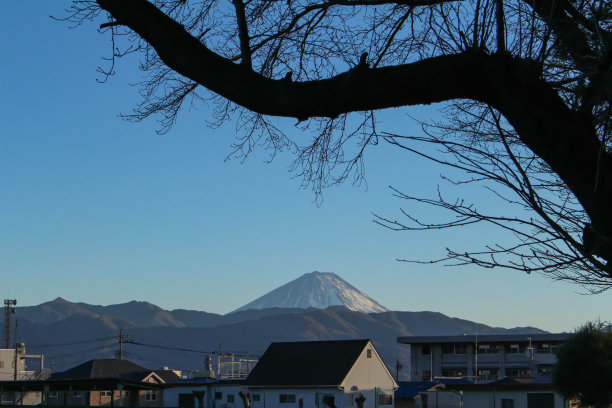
<box><xmin>397</xmin><ymin>333</ymin><xmax>569</xmax><ymax>382</ymax></box>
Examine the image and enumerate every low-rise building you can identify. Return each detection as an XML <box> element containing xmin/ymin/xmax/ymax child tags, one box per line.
<box><xmin>163</xmin><ymin>339</ymin><xmax>398</xmax><ymax>408</ymax></box>
<box><xmin>245</xmin><ymin>339</ymin><xmax>398</xmax><ymax>408</ymax></box>
<box><xmin>0</xmin><ymin>344</ymin><xmax>47</xmax><ymax>405</ymax></box>
<box><xmin>48</xmin><ymin>359</ymin><xmax>180</xmax><ymax>406</ymax></box>
<box><xmin>397</xmin><ymin>333</ymin><xmax>569</xmax><ymax>382</ymax></box>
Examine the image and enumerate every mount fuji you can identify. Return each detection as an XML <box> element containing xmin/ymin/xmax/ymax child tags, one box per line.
<box><xmin>231</xmin><ymin>271</ymin><xmax>389</xmax><ymax>313</ymax></box>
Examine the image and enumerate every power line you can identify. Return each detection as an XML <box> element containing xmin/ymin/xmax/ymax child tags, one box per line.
<box><xmin>126</xmin><ymin>340</ymin><xmax>258</xmax><ymax>357</ymax></box>
<box><xmin>27</xmin><ymin>336</ymin><xmax>115</xmax><ymax>348</ymax></box>
<box><xmin>127</xmin><ymin>341</ymin><xmax>209</xmax><ymax>354</ymax></box>
<box><xmin>47</xmin><ymin>345</ymin><xmax>114</xmax><ymax>360</ymax></box>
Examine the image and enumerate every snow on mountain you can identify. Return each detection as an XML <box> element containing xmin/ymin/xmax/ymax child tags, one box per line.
<box><xmin>232</xmin><ymin>271</ymin><xmax>389</xmax><ymax>313</ymax></box>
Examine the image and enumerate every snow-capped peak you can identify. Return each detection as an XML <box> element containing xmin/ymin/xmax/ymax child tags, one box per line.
<box><xmin>231</xmin><ymin>271</ymin><xmax>389</xmax><ymax>313</ymax></box>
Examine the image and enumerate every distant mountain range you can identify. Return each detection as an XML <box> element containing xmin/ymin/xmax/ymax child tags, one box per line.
<box><xmin>10</xmin><ymin>272</ymin><xmax>547</xmax><ymax>376</ymax></box>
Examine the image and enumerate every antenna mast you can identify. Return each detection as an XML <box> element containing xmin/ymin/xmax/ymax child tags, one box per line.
<box><xmin>3</xmin><ymin>299</ymin><xmax>17</xmax><ymax>349</ymax></box>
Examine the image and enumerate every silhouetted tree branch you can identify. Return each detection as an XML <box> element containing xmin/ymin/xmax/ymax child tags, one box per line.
<box><xmin>64</xmin><ymin>0</ymin><xmax>612</xmax><ymax>288</ymax></box>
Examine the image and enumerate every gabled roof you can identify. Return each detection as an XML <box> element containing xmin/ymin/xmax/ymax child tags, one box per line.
<box><xmin>245</xmin><ymin>339</ymin><xmax>370</xmax><ymax>387</ymax></box>
<box><xmin>52</xmin><ymin>359</ymin><xmax>152</xmax><ymax>381</ymax></box>
<box><xmin>152</xmin><ymin>370</ymin><xmax>181</xmax><ymax>382</ymax></box>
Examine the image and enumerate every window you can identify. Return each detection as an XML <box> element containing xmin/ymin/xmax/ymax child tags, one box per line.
<box><xmin>505</xmin><ymin>367</ymin><xmax>531</xmax><ymax>378</ymax></box>
<box><xmin>366</xmin><ymin>349</ymin><xmax>372</xmax><ymax>358</ymax></box>
<box><xmin>101</xmin><ymin>391</ymin><xmax>112</xmax><ymax>397</ymax></box>
<box><xmin>422</xmin><ymin>370</ymin><xmax>431</xmax><ymax>380</ymax></box>
<box><xmin>501</xmin><ymin>399</ymin><xmax>514</xmax><ymax>408</ymax></box>
<box><xmin>279</xmin><ymin>394</ymin><xmax>296</xmax><ymax>404</ymax></box>
<box><xmin>505</xmin><ymin>343</ymin><xmax>528</xmax><ymax>354</ymax></box>
<box><xmin>227</xmin><ymin>395</ymin><xmax>235</xmax><ymax>403</ymax></box>
<box><xmin>252</xmin><ymin>394</ymin><xmax>261</xmax><ymax>402</ymax></box>
<box><xmin>0</xmin><ymin>361</ymin><xmax>3</xmax><ymax>368</ymax></box>
<box><xmin>477</xmin><ymin>368</ymin><xmax>499</xmax><ymax>381</ymax></box>
<box><xmin>125</xmin><ymin>391</ymin><xmax>130</xmax><ymax>397</ymax></box>
<box><xmin>442</xmin><ymin>343</ymin><xmax>468</xmax><ymax>354</ymax></box>
<box><xmin>422</xmin><ymin>345</ymin><xmax>431</xmax><ymax>355</ymax></box>
<box><xmin>477</xmin><ymin>344</ymin><xmax>500</xmax><ymax>354</ymax></box>
<box><xmin>536</xmin><ymin>343</ymin><xmax>558</xmax><ymax>353</ymax></box>
<box><xmin>378</xmin><ymin>393</ymin><xmax>393</xmax><ymax>406</ymax></box>
<box><xmin>441</xmin><ymin>368</ymin><xmax>467</xmax><ymax>377</ymax></box>
<box><xmin>145</xmin><ymin>391</ymin><xmax>157</xmax><ymax>401</ymax></box>
<box><xmin>215</xmin><ymin>392</ymin><xmax>223</xmax><ymax>400</ymax></box>
<box><xmin>49</xmin><ymin>392</ymin><xmax>58</xmax><ymax>398</ymax></box>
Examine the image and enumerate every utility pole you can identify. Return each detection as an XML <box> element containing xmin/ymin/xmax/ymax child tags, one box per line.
<box><xmin>119</xmin><ymin>329</ymin><xmax>123</xmax><ymax>360</ymax></box>
<box><xmin>115</xmin><ymin>329</ymin><xmax>131</xmax><ymax>360</ymax></box>
<box><xmin>474</xmin><ymin>332</ymin><xmax>478</xmax><ymax>384</ymax></box>
<box><xmin>395</xmin><ymin>359</ymin><xmax>402</xmax><ymax>382</ymax></box>
<box><xmin>3</xmin><ymin>299</ymin><xmax>17</xmax><ymax>349</ymax></box>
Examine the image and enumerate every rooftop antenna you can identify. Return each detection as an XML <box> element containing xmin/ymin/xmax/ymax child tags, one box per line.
<box><xmin>3</xmin><ymin>299</ymin><xmax>17</xmax><ymax>349</ymax></box>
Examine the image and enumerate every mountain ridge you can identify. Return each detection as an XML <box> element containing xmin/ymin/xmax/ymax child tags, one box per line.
<box><xmin>232</xmin><ymin>271</ymin><xmax>389</xmax><ymax>313</ymax></box>
<box><xmin>11</xmin><ymin>272</ymin><xmax>549</xmax><ymax>375</ymax></box>
<box><xmin>15</xmin><ymin>306</ymin><xmax>547</xmax><ymax>374</ymax></box>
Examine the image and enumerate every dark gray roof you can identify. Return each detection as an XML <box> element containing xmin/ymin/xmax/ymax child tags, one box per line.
<box><xmin>245</xmin><ymin>339</ymin><xmax>370</xmax><ymax>387</ymax></box>
<box><xmin>397</xmin><ymin>333</ymin><xmax>569</xmax><ymax>345</ymax></box>
<box><xmin>52</xmin><ymin>359</ymin><xmax>153</xmax><ymax>381</ymax></box>
<box><xmin>152</xmin><ymin>370</ymin><xmax>181</xmax><ymax>382</ymax></box>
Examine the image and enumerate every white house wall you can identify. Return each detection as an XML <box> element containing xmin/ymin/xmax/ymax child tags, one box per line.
<box><xmin>249</xmin><ymin>388</ymin><xmax>345</xmax><ymax>408</ymax></box>
<box><xmin>208</xmin><ymin>384</ymin><xmax>246</xmax><ymax>408</ymax></box>
<box><xmin>340</xmin><ymin>341</ymin><xmax>397</xmax><ymax>408</ymax></box>
<box><xmin>341</xmin><ymin>342</ymin><xmax>397</xmax><ymax>391</ymax></box>
<box><xmin>163</xmin><ymin>384</ymin><xmax>209</xmax><ymax>408</ymax></box>
<box><xmin>461</xmin><ymin>390</ymin><xmax>568</xmax><ymax>408</ymax></box>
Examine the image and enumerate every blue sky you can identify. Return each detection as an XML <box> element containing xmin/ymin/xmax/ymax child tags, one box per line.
<box><xmin>1</xmin><ymin>1</ymin><xmax>610</xmax><ymax>333</ymax></box>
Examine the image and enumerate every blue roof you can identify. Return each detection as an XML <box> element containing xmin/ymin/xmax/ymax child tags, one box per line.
<box><xmin>395</xmin><ymin>379</ymin><xmax>473</xmax><ymax>398</ymax></box>
<box><xmin>163</xmin><ymin>378</ymin><xmax>219</xmax><ymax>386</ymax></box>
<box><xmin>395</xmin><ymin>382</ymin><xmax>437</xmax><ymax>398</ymax></box>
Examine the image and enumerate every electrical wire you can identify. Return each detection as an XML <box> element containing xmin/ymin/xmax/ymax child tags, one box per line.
<box><xmin>127</xmin><ymin>339</ymin><xmax>259</xmax><ymax>357</ymax></box>
<box><xmin>27</xmin><ymin>336</ymin><xmax>116</xmax><ymax>348</ymax></box>
<box><xmin>47</xmin><ymin>345</ymin><xmax>114</xmax><ymax>360</ymax></box>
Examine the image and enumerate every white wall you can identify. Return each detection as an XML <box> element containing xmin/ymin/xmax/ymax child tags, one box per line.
<box><xmin>250</xmin><ymin>388</ymin><xmax>345</xmax><ymax>408</ymax></box>
<box><xmin>462</xmin><ymin>390</ymin><xmax>568</xmax><ymax>408</ymax></box>
<box><xmin>163</xmin><ymin>384</ymin><xmax>209</xmax><ymax>408</ymax></box>
<box><xmin>0</xmin><ymin>349</ymin><xmax>26</xmax><ymax>380</ymax></box>
<box><xmin>341</xmin><ymin>341</ymin><xmax>397</xmax><ymax>408</ymax></box>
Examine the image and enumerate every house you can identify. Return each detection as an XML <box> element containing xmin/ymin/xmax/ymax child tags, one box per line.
<box><xmin>47</xmin><ymin>359</ymin><xmax>180</xmax><ymax>406</ymax></box>
<box><xmin>395</xmin><ymin>379</ymin><xmax>470</xmax><ymax>408</ymax></box>
<box><xmin>162</xmin><ymin>378</ymin><xmax>246</xmax><ymax>408</ymax></box>
<box><xmin>397</xmin><ymin>333</ymin><xmax>569</xmax><ymax>382</ymax></box>
<box><xmin>394</xmin><ymin>381</ymin><xmax>441</xmax><ymax>408</ymax></box>
<box><xmin>244</xmin><ymin>339</ymin><xmax>398</xmax><ymax>408</ymax></box>
<box><xmin>0</xmin><ymin>358</ymin><xmax>180</xmax><ymax>407</ymax></box>
<box><xmin>395</xmin><ymin>377</ymin><xmax>570</xmax><ymax>408</ymax></box>
<box><xmin>445</xmin><ymin>377</ymin><xmax>570</xmax><ymax>408</ymax></box>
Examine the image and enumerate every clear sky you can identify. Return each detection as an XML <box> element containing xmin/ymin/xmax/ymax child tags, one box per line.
<box><xmin>1</xmin><ymin>1</ymin><xmax>610</xmax><ymax>333</ymax></box>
